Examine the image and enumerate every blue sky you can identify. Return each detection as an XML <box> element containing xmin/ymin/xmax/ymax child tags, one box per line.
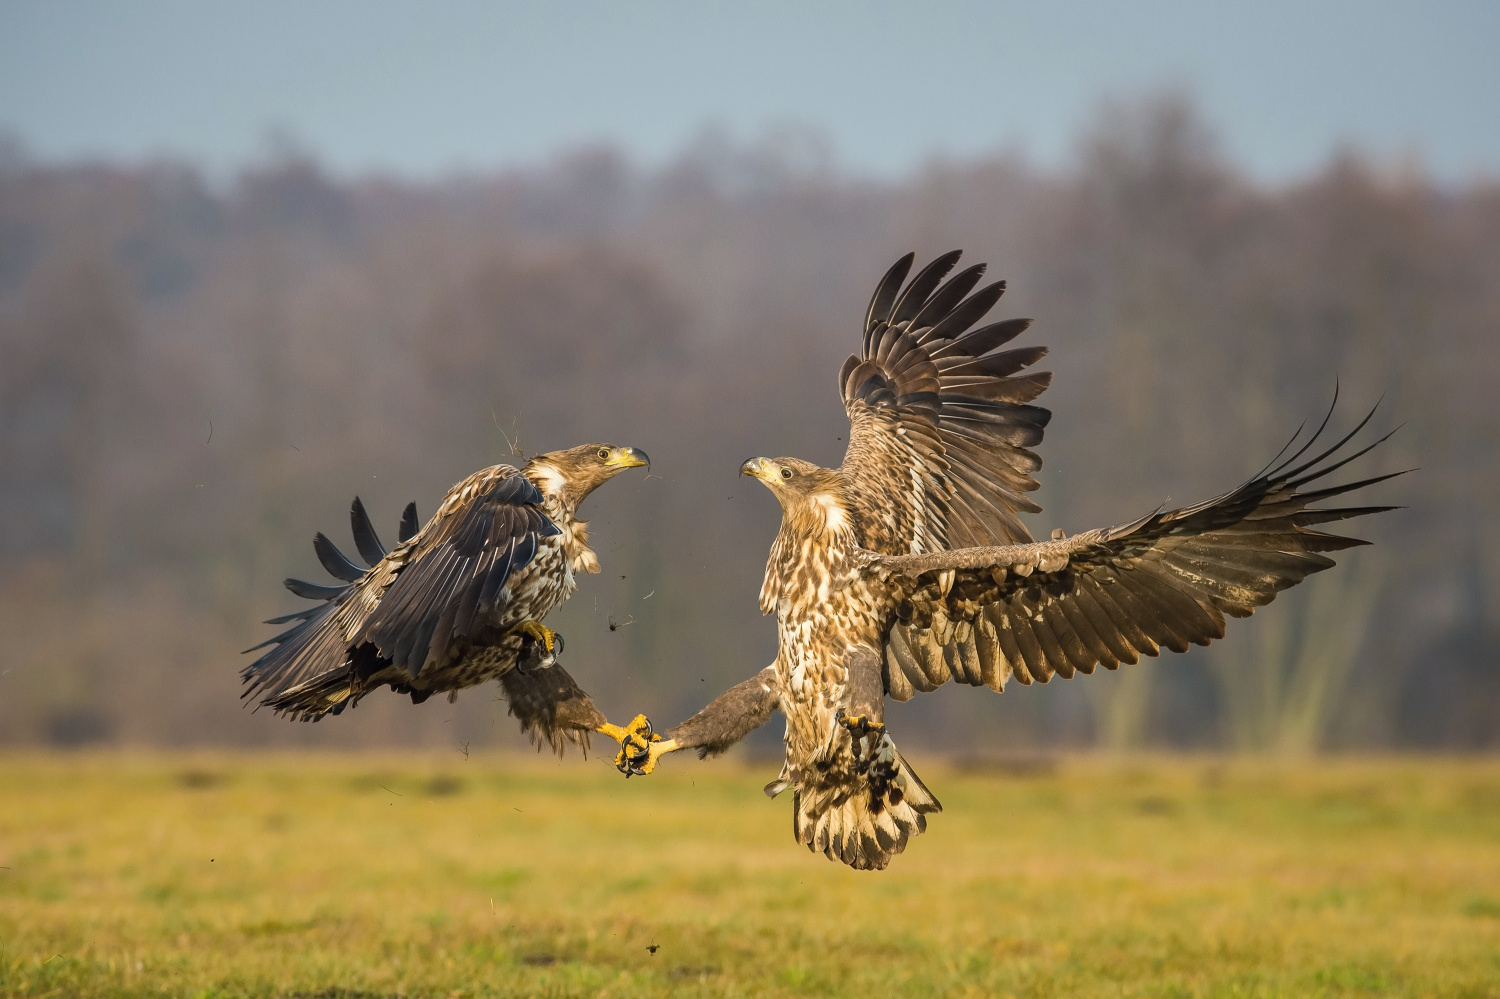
<box><xmin>1</xmin><ymin>0</ymin><xmax>1496</xmax><ymax>181</ymax></box>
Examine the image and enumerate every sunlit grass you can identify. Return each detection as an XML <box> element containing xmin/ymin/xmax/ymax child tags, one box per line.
<box><xmin>2</xmin><ymin>752</ymin><xmax>1498</xmax><ymax>997</ymax></box>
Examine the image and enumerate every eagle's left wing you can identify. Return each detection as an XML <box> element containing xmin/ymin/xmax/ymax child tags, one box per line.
<box><xmin>853</xmin><ymin>410</ymin><xmax>1403</xmax><ymax>700</ymax></box>
<box><xmin>838</xmin><ymin>251</ymin><xmax>1052</xmax><ymax>559</ymax></box>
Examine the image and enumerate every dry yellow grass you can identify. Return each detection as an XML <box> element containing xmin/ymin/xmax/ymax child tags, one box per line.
<box><xmin>1</xmin><ymin>751</ymin><xmax>1498</xmax><ymax>998</ymax></box>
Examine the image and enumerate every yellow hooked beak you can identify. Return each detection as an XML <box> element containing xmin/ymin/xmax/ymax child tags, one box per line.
<box><xmin>740</xmin><ymin>457</ymin><xmax>770</xmax><ymax>481</ymax></box>
<box><xmin>606</xmin><ymin>446</ymin><xmax>650</xmax><ymax>470</ymax></box>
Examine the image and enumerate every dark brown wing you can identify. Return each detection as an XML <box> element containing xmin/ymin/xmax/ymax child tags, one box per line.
<box><xmin>241</xmin><ymin>468</ymin><xmax>559</xmax><ymax>704</ymax></box>
<box><xmin>355</xmin><ymin>469</ymin><xmax>560</xmax><ymax>676</ymax></box>
<box><xmin>840</xmin><ymin>251</ymin><xmax>1052</xmax><ymax>556</ymax></box>
<box><xmin>855</xmin><ymin>408</ymin><xmax>1403</xmax><ymax>700</ymax></box>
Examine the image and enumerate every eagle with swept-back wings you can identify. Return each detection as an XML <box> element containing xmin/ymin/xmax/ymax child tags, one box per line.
<box><xmin>242</xmin><ymin>443</ymin><xmax>653</xmax><ymax>754</ymax></box>
<box><xmin>617</xmin><ymin>251</ymin><xmax>1401</xmax><ymax>871</ymax></box>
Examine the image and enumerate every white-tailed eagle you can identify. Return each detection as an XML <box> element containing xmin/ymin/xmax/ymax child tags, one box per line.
<box><xmin>243</xmin><ymin>443</ymin><xmax>652</xmax><ymax>754</ymax></box>
<box><xmin>616</xmin><ymin>251</ymin><xmax>1400</xmax><ymax>871</ymax></box>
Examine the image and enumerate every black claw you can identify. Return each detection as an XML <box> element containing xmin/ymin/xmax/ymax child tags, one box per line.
<box><xmin>614</xmin><ymin>719</ymin><xmax>656</xmax><ymax>777</ymax></box>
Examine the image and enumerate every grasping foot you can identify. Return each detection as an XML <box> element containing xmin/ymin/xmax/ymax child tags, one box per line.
<box><xmin>594</xmin><ymin>714</ymin><xmax>678</xmax><ymax>777</ymax></box>
<box><xmin>509</xmin><ymin>620</ymin><xmax>559</xmax><ymax>655</ymax></box>
<box><xmin>838</xmin><ymin>709</ymin><xmax>885</xmax><ymax>763</ymax></box>
<box><xmin>594</xmin><ymin>714</ymin><xmax>656</xmax><ymax>775</ymax></box>
<box><xmin>838</xmin><ymin>710</ymin><xmax>884</xmax><ymax>738</ymax></box>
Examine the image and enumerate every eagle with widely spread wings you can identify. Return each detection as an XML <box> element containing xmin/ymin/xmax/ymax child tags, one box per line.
<box><xmin>616</xmin><ymin>251</ymin><xmax>1400</xmax><ymax>871</ymax></box>
<box><xmin>243</xmin><ymin>443</ymin><xmax>654</xmax><ymax>754</ymax></box>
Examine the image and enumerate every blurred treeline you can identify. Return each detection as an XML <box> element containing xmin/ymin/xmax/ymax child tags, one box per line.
<box><xmin>1</xmin><ymin>98</ymin><xmax>1496</xmax><ymax>753</ymax></box>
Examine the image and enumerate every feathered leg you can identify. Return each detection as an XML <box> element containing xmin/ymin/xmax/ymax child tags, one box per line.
<box><xmin>497</xmin><ymin>659</ymin><xmax>641</xmax><ymax>758</ymax></box>
<box><xmin>614</xmin><ymin>666</ymin><xmax>781</xmax><ymax>775</ymax></box>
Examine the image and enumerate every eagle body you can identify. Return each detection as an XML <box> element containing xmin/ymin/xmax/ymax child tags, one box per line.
<box><xmin>349</xmin><ymin>463</ymin><xmax>580</xmax><ymax>703</ymax></box>
<box><xmin>761</xmin><ymin>470</ymin><xmax>940</xmax><ymax>865</ymax></box>
<box><xmin>625</xmin><ymin>250</ymin><xmax>1398</xmax><ymax>873</ymax></box>
<box><xmin>765</xmin><ymin>478</ymin><xmax>873</xmax><ymax>759</ymax></box>
<box><xmin>243</xmin><ymin>443</ymin><xmax>649</xmax><ymax>751</ymax></box>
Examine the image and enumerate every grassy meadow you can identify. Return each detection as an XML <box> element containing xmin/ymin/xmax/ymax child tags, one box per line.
<box><xmin>1</xmin><ymin>751</ymin><xmax>1498</xmax><ymax>998</ymax></box>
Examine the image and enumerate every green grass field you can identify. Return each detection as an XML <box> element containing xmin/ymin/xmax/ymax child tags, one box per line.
<box><xmin>2</xmin><ymin>752</ymin><xmax>1498</xmax><ymax>998</ymax></box>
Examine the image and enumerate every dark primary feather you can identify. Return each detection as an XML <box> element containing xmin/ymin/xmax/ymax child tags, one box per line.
<box><xmin>860</xmin><ymin>408</ymin><xmax>1403</xmax><ymax>700</ymax></box>
<box><xmin>350</xmin><ymin>497</ymin><xmax>387</xmax><ymax>566</ymax></box>
<box><xmin>283</xmin><ymin>578</ymin><xmax>347</xmax><ymax>601</ymax></box>
<box><xmin>924</xmin><ymin>281</ymin><xmax>1007</xmax><ymax>343</ymax></box>
<box><xmin>908</xmin><ymin>263</ymin><xmax>987</xmax><ymax>332</ymax></box>
<box><xmin>313</xmin><ymin>533</ymin><xmax>365</xmax><ymax>583</ymax></box>
<box><xmin>398</xmin><ymin>502</ymin><xmax>420</xmax><ymax>544</ymax></box>
<box><xmin>890</xmin><ymin>250</ymin><xmax>962</xmax><ymax>326</ymax></box>
<box><xmin>864</xmin><ymin>252</ymin><xmax>915</xmax><ymax>346</ymax></box>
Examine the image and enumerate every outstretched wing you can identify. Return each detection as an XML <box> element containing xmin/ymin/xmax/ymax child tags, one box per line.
<box><xmin>840</xmin><ymin>251</ymin><xmax>1052</xmax><ymax>557</ymax></box>
<box><xmin>242</xmin><ymin>467</ymin><xmax>559</xmax><ymax>705</ymax></box>
<box><xmin>854</xmin><ymin>407</ymin><xmax>1403</xmax><ymax>700</ymax></box>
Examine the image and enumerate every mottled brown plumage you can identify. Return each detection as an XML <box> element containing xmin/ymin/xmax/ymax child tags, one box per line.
<box><xmin>621</xmin><ymin>251</ymin><xmax>1399</xmax><ymax>872</ymax></box>
<box><xmin>242</xmin><ymin>443</ymin><xmax>650</xmax><ymax>753</ymax></box>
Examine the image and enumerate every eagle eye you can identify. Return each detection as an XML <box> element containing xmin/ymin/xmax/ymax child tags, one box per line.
<box><xmin>780</xmin><ymin>467</ymin><xmax>793</xmax><ymax>479</ymax></box>
<box><xmin>597</xmin><ymin>448</ymin><xmax>610</xmax><ymax>460</ymax></box>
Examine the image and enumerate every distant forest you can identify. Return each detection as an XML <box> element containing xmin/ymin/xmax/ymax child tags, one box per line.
<box><xmin>1</xmin><ymin>98</ymin><xmax>1495</xmax><ymax>752</ymax></box>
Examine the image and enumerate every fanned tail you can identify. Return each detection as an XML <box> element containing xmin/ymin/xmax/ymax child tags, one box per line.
<box><xmin>792</xmin><ymin>733</ymin><xmax>941</xmax><ymax>871</ymax></box>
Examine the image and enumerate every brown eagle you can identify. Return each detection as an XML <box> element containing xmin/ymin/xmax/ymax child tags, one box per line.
<box><xmin>243</xmin><ymin>443</ymin><xmax>652</xmax><ymax>754</ymax></box>
<box><xmin>617</xmin><ymin>251</ymin><xmax>1400</xmax><ymax>870</ymax></box>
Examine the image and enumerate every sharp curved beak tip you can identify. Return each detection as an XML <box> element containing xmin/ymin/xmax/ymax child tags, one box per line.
<box><xmin>740</xmin><ymin>457</ymin><xmax>763</xmax><ymax>477</ymax></box>
<box><xmin>611</xmin><ymin>446</ymin><xmax>650</xmax><ymax>471</ymax></box>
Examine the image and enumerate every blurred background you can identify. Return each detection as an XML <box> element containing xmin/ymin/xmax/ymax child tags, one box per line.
<box><xmin>0</xmin><ymin>0</ymin><xmax>1495</xmax><ymax>754</ymax></box>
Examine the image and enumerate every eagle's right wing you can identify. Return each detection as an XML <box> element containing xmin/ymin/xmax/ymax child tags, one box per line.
<box><xmin>241</xmin><ymin>468</ymin><xmax>558</xmax><ymax>708</ymax></box>
<box><xmin>853</xmin><ymin>407</ymin><xmax>1403</xmax><ymax>700</ymax></box>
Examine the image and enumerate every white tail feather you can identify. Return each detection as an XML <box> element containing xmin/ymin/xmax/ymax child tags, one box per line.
<box><xmin>792</xmin><ymin>732</ymin><xmax>940</xmax><ymax>871</ymax></box>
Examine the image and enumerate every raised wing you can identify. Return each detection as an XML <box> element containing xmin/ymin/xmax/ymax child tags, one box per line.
<box><xmin>839</xmin><ymin>251</ymin><xmax>1052</xmax><ymax>556</ymax></box>
<box><xmin>853</xmin><ymin>407</ymin><xmax>1403</xmax><ymax>700</ymax></box>
<box><xmin>241</xmin><ymin>468</ymin><xmax>558</xmax><ymax>706</ymax></box>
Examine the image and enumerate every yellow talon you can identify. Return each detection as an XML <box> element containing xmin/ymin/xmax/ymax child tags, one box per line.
<box><xmin>839</xmin><ymin>711</ymin><xmax>883</xmax><ymax>737</ymax></box>
<box><xmin>595</xmin><ymin>714</ymin><xmax>647</xmax><ymax>745</ymax></box>
<box><xmin>510</xmin><ymin>620</ymin><xmax>557</xmax><ymax>654</ymax></box>
<box><xmin>596</xmin><ymin>714</ymin><xmax>676</xmax><ymax>777</ymax></box>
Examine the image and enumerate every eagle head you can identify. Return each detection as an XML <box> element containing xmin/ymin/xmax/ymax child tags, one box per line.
<box><xmin>740</xmin><ymin>457</ymin><xmax>850</xmax><ymax>534</ymax></box>
<box><xmin>526</xmin><ymin>443</ymin><xmax>650</xmax><ymax>509</ymax></box>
